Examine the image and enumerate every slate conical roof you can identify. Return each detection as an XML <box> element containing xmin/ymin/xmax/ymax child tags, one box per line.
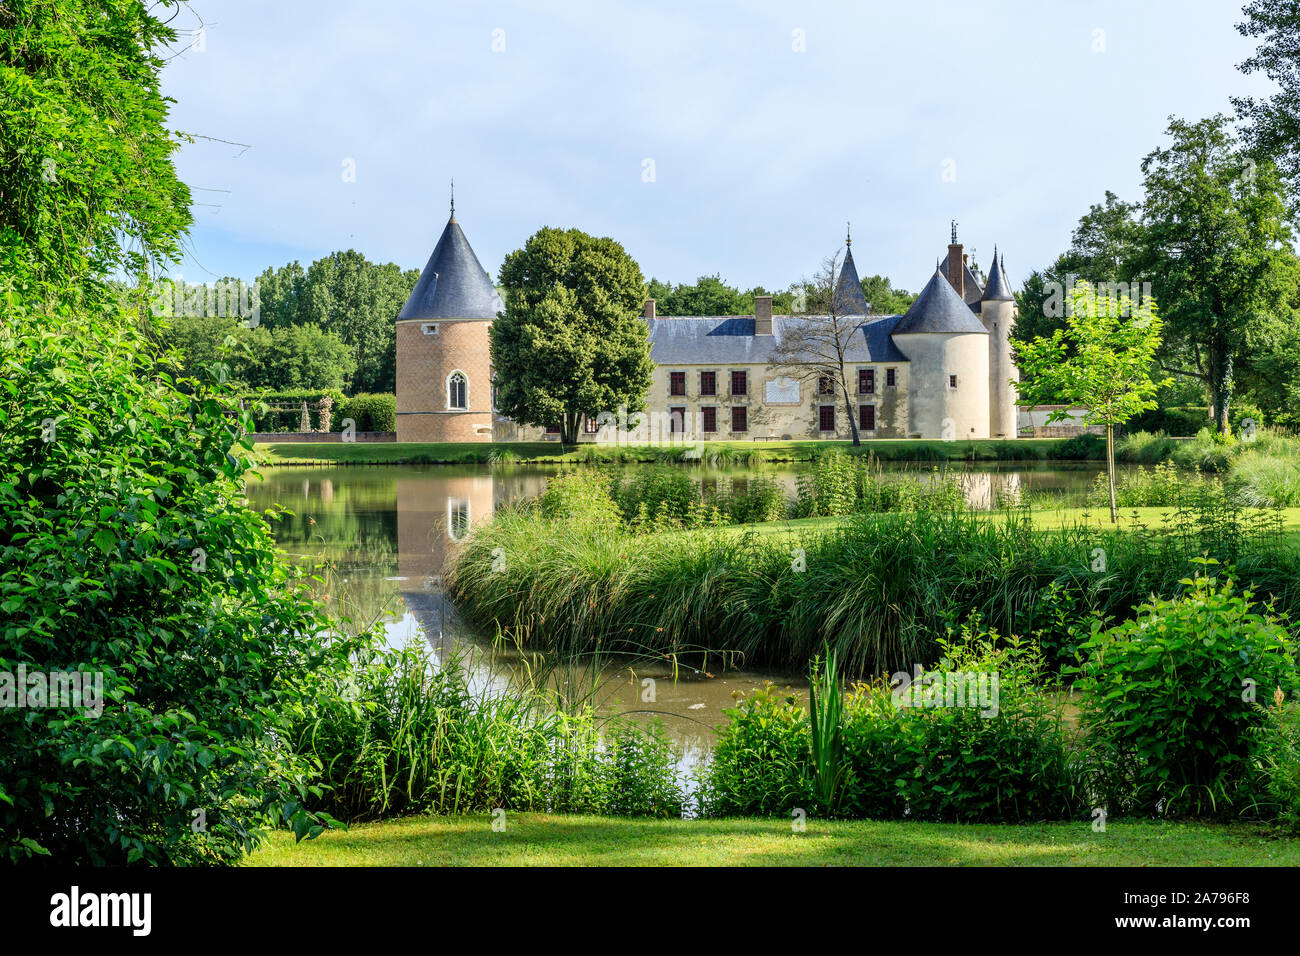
<box><xmin>982</xmin><ymin>250</ymin><xmax>1015</xmax><ymax>301</ymax></box>
<box><xmin>893</xmin><ymin>270</ymin><xmax>990</xmax><ymax>335</ymax></box>
<box><xmin>398</xmin><ymin>214</ymin><xmax>503</xmax><ymax>320</ymax></box>
<box><xmin>833</xmin><ymin>244</ymin><xmax>870</xmax><ymax>315</ymax></box>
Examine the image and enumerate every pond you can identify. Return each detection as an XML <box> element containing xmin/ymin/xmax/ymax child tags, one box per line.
<box><xmin>246</xmin><ymin>459</ymin><xmax>1106</xmax><ymax>764</ymax></box>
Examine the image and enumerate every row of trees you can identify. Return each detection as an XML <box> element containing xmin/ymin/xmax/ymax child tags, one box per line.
<box><xmin>1015</xmin><ymin>0</ymin><xmax>1300</xmax><ymax>433</ymax></box>
<box><xmin>159</xmin><ymin>258</ymin><xmax>911</xmax><ymax>398</ymax></box>
<box><xmin>1014</xmin><ymin>117</ymin><xmax>1299</xmax><ymax>433</ymax></box>
<box><xmin>645</xmin><ymin>272</ymin><xmax>915</xmax><ymax>317</ymax></box>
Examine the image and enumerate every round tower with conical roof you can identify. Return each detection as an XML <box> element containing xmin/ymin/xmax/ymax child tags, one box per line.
<box><xmin>980</xmin><ymin>249</ymin><xmax>1019</xmax><ymax>439</ymax></box>
<box><xmin>890</xmin><ymin>268</ymin><xmax>990</xmax><ymax>440</ymax></box>
<box><xmin>395</xmin><ymin>194</ymin><xmax>502</xmax><ymax>443</ymax></box>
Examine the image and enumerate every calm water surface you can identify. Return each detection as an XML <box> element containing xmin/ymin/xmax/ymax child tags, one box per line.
<box><xmin>246</xmin><ymin>460</ymin><xmax>1104</xmax><ymax>761</ymax></box>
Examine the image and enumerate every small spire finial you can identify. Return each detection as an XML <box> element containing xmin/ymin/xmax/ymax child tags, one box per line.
<box><xmin>846</xmin><ymin>221</ymin><xmax>851</xmax><ymax>247</ymax></box>
<box><xmin>450</xmin><ymin>178</ymin><xmax>455</xmax><ymax>218</ymax></box>
<box><xmin>950</xmin><ymin>219</ymin><xmax>958</xmax><ymax>244</ymax></box>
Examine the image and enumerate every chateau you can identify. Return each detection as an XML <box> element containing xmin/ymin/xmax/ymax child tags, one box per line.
<box><xmin>395</xmin><ymin>209</ymin><xmax>1020</xmax><ymax>443</ymax></box>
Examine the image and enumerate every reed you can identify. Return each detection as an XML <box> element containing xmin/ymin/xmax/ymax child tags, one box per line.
<box><xmin>448</xmin><ymin>499</ymin><xmax>1300</xmax><ymax>676</ymax></box>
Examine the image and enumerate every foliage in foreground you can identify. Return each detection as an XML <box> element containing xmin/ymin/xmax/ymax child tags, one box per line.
<box><xmin>699</xmin><ymin>630</ymin><xmax>1083</xmax><ymax>822</ymax></box>
<box><xmin>290</xmin><ymin>641</ymin><xmax>684</xmax><ymax>822</ymax></box>
<box><xmin>1074</xmin><ymin>567</ymin><xmax>1298</xmax><ymax>817</ymax></box>
<box><xmin>0</xmin><ymin>308</ymin><xmax>348</xmax><ymax>864</ymax></box>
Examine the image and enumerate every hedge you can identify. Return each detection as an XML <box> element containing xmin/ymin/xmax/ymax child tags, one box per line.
<box><xmin>336</xmin><ymin>393</ymin><xmax>396</xmax><ymax>432</ymax></box>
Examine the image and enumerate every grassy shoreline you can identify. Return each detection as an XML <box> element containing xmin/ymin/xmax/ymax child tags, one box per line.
<box><xmin>447</xmin><ymin>503</ymin><xmax>1300</xmax><ymax>674</ymax></box>
<box><xmin>254</xmin><ymin>436</ymin><xmax>1105</xmax><ymax>466</ymax></box>
<box><xmin>247</xmin><ymin>812</ymin><xmax>1300</xmax><ymax>866</ymax></box>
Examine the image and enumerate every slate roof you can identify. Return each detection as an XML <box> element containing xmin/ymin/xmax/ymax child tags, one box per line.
<box><xmin>893</xmin><ymin>271</ymin><xmax>990</xmax><ymax>335</ymax></box>
<box><xmin>646</xmin><ymin>314</ymin><xmax>908</xmax><ymax>365</ymax></box>
<box><xmin>982</xmin><ymin>252</ymin><xmax>1015</xmax><ymax>301</ymax></box>
<box><xmin>398</xmin><ymin>215</ymin><xmax>503</xmax><ymax>320</ymax></box>
<box><xmin>833</xmin><ymin>246</ymin><xmax>870</xmax><ymax>315</ymax></box>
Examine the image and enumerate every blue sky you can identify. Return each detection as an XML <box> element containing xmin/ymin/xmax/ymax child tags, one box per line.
<box><xmin>160</xmin><ymin>0</ymin><xmax>1277</xmax><ymax>296</ymax></box>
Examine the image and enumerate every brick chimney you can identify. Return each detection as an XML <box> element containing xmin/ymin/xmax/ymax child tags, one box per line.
<box><xmin>643</xmin><ymin>298</ymin><xmax>656</xmax><ymax>320</ymax></box>
<box><xmin>947</xmin><ymin>242</ymin><xmax>964</xmax><ymax>299</ymax></box>
<box><xmin>754</xmin><ymin>295</ymin><xmax>773</xmax><ymax>335</ymax></box>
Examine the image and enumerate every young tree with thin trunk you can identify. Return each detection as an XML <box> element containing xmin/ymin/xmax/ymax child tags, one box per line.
<box><xmin>1014</xmin><ymin>282</ymin><xmax>1170</xmax><ymax>523</ymax></box>
<box><xmin>768</xmin><ymin>252</ymin><xmax>864</xmax><ymax>446</ymax></box>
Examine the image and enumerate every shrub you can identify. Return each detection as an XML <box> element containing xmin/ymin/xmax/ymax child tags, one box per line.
<box><xmin>1073</xmin><ymin>566</ymin><xmax>1298</xmax><ymax>816</ymax></box>
<box><xmin>699</xmin><ymin>627</ymin><xmax>1083</xmax><ymax>821</ymax></box>
<box><xmin>712</xmin><ymin>475</ymin><xmax>788</xmax><ymax>524</ymax></box>
<box><xmin>1</xmin><ymin>308</ymin><xmax>346</xmax><ymax>864</ymax></box>
<box><xmin>535</xmin><ymin>470</ymin><xmax>622</xmax><ymax>530</ymax></box>
<box><xmin>336</xmin><ymin>392</ymin><xmax>396</xmax><ymax>433</ymax></box>
<box><xmin>612</xmin><ymin>468</ymin><xmax>701</xmax><ymax>527</ymax></box>
<box><xmin>1127</xmin><ymin>406</ymin><xmax>1211</xmax><ymax>437</ymax></box>
<box><xmin>697</xmin><ymin>684</ymin><xmax>810</xmax><ymax>816</ymax></box>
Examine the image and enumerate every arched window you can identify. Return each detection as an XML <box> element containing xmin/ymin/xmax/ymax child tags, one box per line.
<box><xmin>447</xmin><ymin>371</ymin><xmax>468</xmax><ymax>410</ymax></box>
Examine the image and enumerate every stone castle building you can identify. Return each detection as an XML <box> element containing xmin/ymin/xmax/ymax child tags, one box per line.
<box><xmin>396</xmin><ymin>208</ymin><xmax>1020</xmax><ymax>443</ymax></box>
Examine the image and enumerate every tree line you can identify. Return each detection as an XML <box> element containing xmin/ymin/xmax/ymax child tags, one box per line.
<box><xmin>1016</xmin><ymin>0</ymin><xmax>1300</xmax><ymax>433</ymax></box>
<box><xmin>156</xmin><ymin>257</ymin><xmax>912</xmax><ymax>397</ymax></box>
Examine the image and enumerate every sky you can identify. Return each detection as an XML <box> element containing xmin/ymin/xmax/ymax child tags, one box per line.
<box><xmin>159</xmin><ymin>0</ymin><xmax>1279</xmax><ymax>296</ymax></box>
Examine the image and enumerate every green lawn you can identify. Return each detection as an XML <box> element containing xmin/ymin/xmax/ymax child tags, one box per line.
<box><xmin>254</xmin><ymin>437</ymin><xmax>1100</xmax><ymax>466</ymax></box>
<box><xmin>247</xmin><ymin>812</ymin><xmax>1300</xmax><ymax>866</ymax></box>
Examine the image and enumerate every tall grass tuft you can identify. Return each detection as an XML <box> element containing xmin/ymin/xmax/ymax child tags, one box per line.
<box><xmin>448</xmin><ymin>495</ymin><xmax>1299</xmax><ymax>676</ymax></box>
<box><xmin>290</xmin><ymin>639</ymin><xmax>685</xmax><ymax>822</ymax></box>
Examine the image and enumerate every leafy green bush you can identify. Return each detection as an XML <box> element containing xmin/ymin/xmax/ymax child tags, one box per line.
<box><xmin>711</xmin><ymin>475</ymin><xmax>788</xmax><ymax>524</ymax></box>
<box><xmin>794</xmin><ymin>451</ymin><xmax>968</xmax><ymax>517</ymax></box>
<box><xmin>336</xmin><ymin>392</ymin><xmax>396</xmax><ymax>432</ymax></box>
<box><xmin>1073</xmin><ymin>565</ymin><xmax>1298</xmax><ymax>816</ymax></box>
<box><xmin>536</xmin><ymin>470</ymin><xmax>622</xmax><ymax>530</ymax></box>
<box><xmin>699</xmin><ymin>628</ymin><xmax>1082</xmax><ymax>821</ymax></box>
<box><xmin>0</xmin><ymin>308</ymin><xmax>346</xmax><ymax>864</ymax></box>
<box><xmin>612</xmin><ymin>468</ymin><xmax>702</xmax><ymax>527</ymax></box>
<box><xmin>697</xmin><ymin>684</ymin><xmax>810</xmax><ymax>816</ymax></box>
<box><xmin>1126</xmin><ymin>406</ymin><xmax>1211</xmax><ymax>438</ymax></box>
<box><xmin>1089</xmin><ymin>460</ymin><xmax>1220</xmax><ymax>507</ymax></box>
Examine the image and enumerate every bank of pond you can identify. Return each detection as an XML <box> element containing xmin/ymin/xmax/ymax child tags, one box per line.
<box><xmin>261</xmin><ymin>450</ymin><xmax>1300</xmax><ymax>842</ymax></box>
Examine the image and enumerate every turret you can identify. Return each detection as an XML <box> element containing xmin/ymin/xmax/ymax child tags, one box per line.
<box><xmin>980</xmin><ymin>248</ymin><xmax>1019</xmax><ymax>439</ymax></box>
<box><xmin>833</xmin><ymin>223</ymin><xmax>870</xmax><ymax>315</ymax></box>
<box><xmin>395</xmin><ymin>185</ymin><xmax>503</xmax><ymax>443</ymax></box>
<box><xmin>891</xmin><ymin>268</ymin><xmax>990</xmax><ymax>440</ymax></box>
